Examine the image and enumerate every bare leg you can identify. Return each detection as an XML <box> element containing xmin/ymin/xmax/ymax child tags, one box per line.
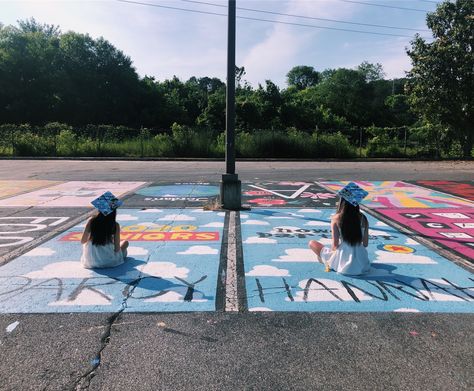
<box><xmin>308</xmin><ymin>240</ymin><xmax>323</xmax><ymax>256</ymax></box>
<box><xmin>120</xmin><ymin>240</ymin><xmax>129</xmax><ymax>252</ymax></box>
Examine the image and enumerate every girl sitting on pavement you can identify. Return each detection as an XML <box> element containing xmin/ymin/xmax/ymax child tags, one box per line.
<box><xmin>309</xmin><ymin>182</ymin><xmax>370</xmax><ymax>276</ymax></box>
<box><xmin>80</xmin><ymin>192</ymin><xmax>129</xmax><ymax>269</ymax></box>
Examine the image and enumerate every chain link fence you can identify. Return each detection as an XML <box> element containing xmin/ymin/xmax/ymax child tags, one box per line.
<box><xmin>0</xmin><ymin>123</ymin><xmax>453</xmax><ymax>159</ymax></box>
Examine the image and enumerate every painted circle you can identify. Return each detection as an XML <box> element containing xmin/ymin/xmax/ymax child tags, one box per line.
<box><xmin>378</xmin><ymin>244</ymin><xmax>415</xmax><ymax>254</ymax></box>
<box><xmin>136</xmin><ymin>185</ymin><xmax>219</xmax><ymax>198</ymax></box>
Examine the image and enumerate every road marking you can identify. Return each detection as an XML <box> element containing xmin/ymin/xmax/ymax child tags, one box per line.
<box><xmin>225</xmin><ymin>211</ymin><xmax>238</xmax><ymax>312</ymax></box>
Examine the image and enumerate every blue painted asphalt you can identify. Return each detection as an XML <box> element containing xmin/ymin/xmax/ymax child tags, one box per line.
<box><xmin>241</xmin><ymin>208</ymin><xmax>474</xmax><ymax>313</ymax></box>
<box><xmin>0</xmin><ymin>209</ymin><xmax>224</xmax><ymax>313</ymax></box>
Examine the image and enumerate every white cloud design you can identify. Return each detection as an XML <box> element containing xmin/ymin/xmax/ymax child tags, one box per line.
<box><xmin>24</xmin><ymin>261</ymin><xmax>94</xmax><ymax>279</ymax></box>
<box><xmin>292</xmin><ymin>279</ymin><xmax>372</xmax><ymax>302</ymax></box>
<box><xmin>242</xmin><ymin>220</ymin><xmax>270</xmax><ymax>225</ymax></box>
<box><xmin>201</xmin><ymin>222</ymin><xmax>224</xmax><ymax>228</ymax></box>
<box><xmin>177</xmin><ymin>246</ymin><xmax>218</xmax><ymax>255</ymax></box>
<box><xmin>305</xmin><ymin>220</ymin><xmax>330</xmax><ymax>226</ymax></box>
<box><xmin>374</xmin><ymin>250</ymin><xmax>437</xmax><ymax>264</ymax></box>
<box><xmin>272</xmin><ymin>248</ymin><xmax>318</xmax><ymax>263</ymax></box>
<box><xmin>405</xmin><ymin>238</ymin><xmax>419</xmax><ymax>245</ymax></box>
<box><xmin>144</xmin><ymin>291</ymin><xmax>183</xmax><ymax>302</ymax></box>
<box><xmin>268</xmin><ymin>215</ymin><xmax>302</xmax><ymax>220</ymax></box>
<box><xmin>393</xmin><ymin>308</ymin><xmax>421</xmax><ymax>313</ymax></box>
<box><xmin>369</xmin><ymin>229</ymin><xmax>391</xmax><ymax>236</ymax></box>
<box><xmin>190</xmin><ymin>209</ymin><xmax>213</xmax><ymax>213</ymax></box>
<box><xmin>297</xmin><ymin>209</ymin><xmax>322</xmax><ymax>213</ymax></box>
<box><xmin>246</xmin><ymin>265</ymin><xmax>290</xmax><ymax>277</ymax></box>
<box><xmin>138</xmin><ymin>209</ymin><xmax>163</xmax><ymax>213</ymax></box>
<box><xmin>158</xmin><ymin>214</ymin><xmax>196</xmax><ymax>221</ymax></box>
<box><xmin>190</xmin><ymin>292</ymin><xmax>208</xmax><ymax>302</ymax></box>
<box><xmin>116</xmin><ymin>214</ymin><xmax>138</xmax><ymax>221</ymax></box>
<box><xmin>217</xmin><ymin>212</ymin><xmax>226</xmax><ymax>217</ymax></box>
<box><xmin>375</xmin><ymin>221</ymin><xmax>389</xmax><ymax>227</ymax></box>
<box><xmin>23</xmin><ymin>247</ymin><xmax>56</xmax><ymax>257</ymax></box>
<box><xmin>127</xmin><ymin>246</ymin><xmax>149</xmax><ymax>256</ymax></box>
<box><xmin>249</xmin><ymin>307</ymin><xmax>273</xmax><ymax>312</ymax></box>
<box><xmin>243</xmin><ymin>236</ymin><xmax>277</xmax><ymax>244</ymax></box>
<box><xmin>412</xmin><ymin>278</ymin><xmax>472</xmax><ymax>301</ymax></box>
<box><xmin>50</xmin><ymin>289</ymin><xmax>112</xmax><ymax>306</ymax></box>
<box><xmin>240</xmin><ymin>214</ymin><xmax>249</xmax><ymax>219</ymax></box>
<box><xmin>138</xmin><ymin>262</ymin><xmax>189</xmax><ymax>278</ymax></box>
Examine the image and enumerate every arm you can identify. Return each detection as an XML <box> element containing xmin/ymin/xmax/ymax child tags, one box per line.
<box><xmin>114</xmin><ymin>223</ymin><xmax>121</xmax><ymax>252</ymax></box>
<box><xmin>80</xmin><ymin>219</ymin><xmax>92</xmax><ymax>244</ymax></box>
<box><xmin>331</xmin><ymin>217</ymin><xmax>340</xmax><ymax>251</ymax></box>
<box><xmin>362</xmin><ymin>214</ymin><xmax>369</xmax><ymax>247</ymax></box>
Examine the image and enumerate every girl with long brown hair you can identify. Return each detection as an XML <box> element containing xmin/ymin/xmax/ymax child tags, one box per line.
<box><xmin>309</xmin><ymin>183</ymin><xmax>370</xmax><ymax>275</ymax></box>
<box><xmin>80</xmin><ymin>194</ymin><xmax>129</xmax><ymax>269</ymax></box>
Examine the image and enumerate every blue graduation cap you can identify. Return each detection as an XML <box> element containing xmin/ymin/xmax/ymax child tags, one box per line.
<box><xmin>91</xmin><ymin>191</ymin><xmax>123</xmax><ymax>216</ymax></box>
<box><xmin>337</xmin><ymin>182</ymin><xmax>368</xmax><ymax>206</ymax></box>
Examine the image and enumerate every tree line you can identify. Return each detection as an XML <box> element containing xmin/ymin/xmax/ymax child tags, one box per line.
<box><xmin>0</xmin><ymin>0</ymin><xmax>472</xmax><ymax>157</ymax></box>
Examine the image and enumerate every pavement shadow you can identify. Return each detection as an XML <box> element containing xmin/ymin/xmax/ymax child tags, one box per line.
<box><xmin>348</xmin><ymin>263</ymin><xmax>473</xmax><ymax>301</ymax></box>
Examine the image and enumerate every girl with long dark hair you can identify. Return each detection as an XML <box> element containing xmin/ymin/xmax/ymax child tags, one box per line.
<box><xmin>80</xmin><ymin>209</ymin><xmax>129</xmax><ymax>269</ymax></box>
<box><xmin>309</xmin><ymin>190</ymin><xmax>370</xmax><ymax>275</ymax></box>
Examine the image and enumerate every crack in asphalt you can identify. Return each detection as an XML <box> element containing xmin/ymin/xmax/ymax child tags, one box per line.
<box><xmin>71</xmin><ymin>202</ymin><xmax>199</xmax><ymax>389</ymax></box>
<box><xmin>71</xmin><ymin>276</ymin><xmax>141</xmax><ymax>390</ymax></box>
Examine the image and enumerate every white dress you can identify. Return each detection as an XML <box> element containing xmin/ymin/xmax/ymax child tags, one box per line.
<box><xmin>81</xmin><ymin>241</ymin><xmax>127</xmax><ymax>269</ymax></box>
<box><xmin>319</xmin><ymin>221</ymin><xmax>370</xmax><ymax>276</ymax></box>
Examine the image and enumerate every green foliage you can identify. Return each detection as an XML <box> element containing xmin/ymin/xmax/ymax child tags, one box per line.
<box><xmin>366</xmin><ymin>134</ymin><xmax>404</xmax><ymax>158</ymax></box>
<box><xmin>286</xmin><ymin>65</ymin><xmax>320</xmax><ymax>89</ymax></box>
<box><xmin>236</xmin><ymin>129</ymin><xmax>355</xmax><ymax>158</ymax></box>
<box><xmin>406</xmin><ymin>0</ymin><xmax>474</xmax><ymax>156</ymax></box>
<box><xmin>13</xmin><ymin>124</ymin><xmax>56</xmax><ymax>156</ymax></box>
<box><xmin>0</xmin><ymin>17</ymin><xmax>470</xmax><ymax>158</ymax></box>
<box><xmin>357</xmin><ymin>61</ymin><xmax>385</xmax><ymax>82</ymax></box>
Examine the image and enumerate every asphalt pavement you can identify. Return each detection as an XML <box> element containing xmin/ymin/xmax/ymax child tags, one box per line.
<box><xmin>0</xmin><ymin>160</ymin><xmax>473</xmax><ymax>391</ymax></box>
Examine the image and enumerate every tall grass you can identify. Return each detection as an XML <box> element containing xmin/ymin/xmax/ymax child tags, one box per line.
<box><xmin>0</xmin><ymin>122</ymin><xmax>458</xmax><ymax>158</ymax></box>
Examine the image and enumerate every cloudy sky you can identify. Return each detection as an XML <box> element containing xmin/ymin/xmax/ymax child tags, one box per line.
<box><xmin>1</xmin><ymin>0</ymin><xmax>439</xmax><ymax>87</ymax></box>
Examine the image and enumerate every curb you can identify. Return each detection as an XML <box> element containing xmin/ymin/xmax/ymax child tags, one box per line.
<box><xmin>0</xmin><ymin>157</ymin><xmax>473</xmax><ymax>162</ymax></box>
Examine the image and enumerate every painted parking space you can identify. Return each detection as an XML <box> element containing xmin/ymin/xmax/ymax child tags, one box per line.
<box><xmin>0</xmin><ymin>181</ymin><xmax>145</xmax><ymax>207</ymax></box>
<box><xmin>0</xmin><ymin>209</ymin><xmax>224</xmax><ymax>313</ymax></box>
<box><xmin>377</xmin><ymin>208</ymin><xmax>474</xmax><ymax>262</ymax></box>
<box><xmin>124</xmin><ymin>182</ymin><xmax>220</xmax><ymax>207</ymax></box>
<box><xmin>242</xmin><ymin>181</ymin><xmax>337</xmax><ymax>208</ymax></box>
<box><xmin>321</xmin><ymin>181</ymin><xmax>474</xmax><ymax>208</ymax></box>
<box><xmin>0</xmin><ymin>180</ymin><xmax>59</xmax><ymax>199</ymax></box>
<box><xmin>410</xmin><ymin>181</ymin><xmax>474</xmax><ymax>201</ymax></box>
<box><xmin>0</xmin><ymin>208</ymin><xmax>89</xmax><ymax>257</ymax></box>
<box><xmin>241</xmin><ymin>208</ymin><xmax>474</xmax><ymax>313</ymax></box>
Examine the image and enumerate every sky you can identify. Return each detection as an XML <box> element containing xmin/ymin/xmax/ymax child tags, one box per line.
<box><xmin>0</xmin><ymin>0</ymin><xmax>441</xmax><ymax>87</ymax></box>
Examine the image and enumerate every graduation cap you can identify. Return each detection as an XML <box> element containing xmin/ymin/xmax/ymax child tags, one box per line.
<box><xmin>337</xmin><ymin>182</ymin><xmax>368</xmax><ymax>206</ymax></box>
<box><xmin>91</xmin><ymin>191</ymin><xmax>123</xmax><ymax>216</ymax></box>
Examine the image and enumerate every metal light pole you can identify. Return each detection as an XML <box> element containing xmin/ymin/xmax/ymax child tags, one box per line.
<box><xmin>220</xmin><ymin>0</ymin><xmax>241</xmax><ymax>210</ymax></box>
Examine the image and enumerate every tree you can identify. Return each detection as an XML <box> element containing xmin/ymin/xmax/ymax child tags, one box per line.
<box><xmin>357</xmin><ymin>61</ymin><xmax>385</xmax><ymax>82</ymax></box>
<box><xmin>406</xmin><ymin>0</ymin><xmax>474</xmax><ymax>156</ymax></box>
<box><xmin>313</xmin><ymin>68</ymin><xmax>370</xmax><ymax>125</ymax></box>
<box><xmin>286</xmin><ymin>65</ymin><xmax>320</xmax><ymax>90</ymax></box>
<box><xmin>0</xmin><ymin>19</ymin><xmax>62</xmax><ymax>124</ymax></box>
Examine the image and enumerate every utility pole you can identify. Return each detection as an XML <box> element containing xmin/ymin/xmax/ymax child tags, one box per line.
<box><xmin>220</xmin><ymin>0</ymin><xmax>241</xmax><ymax>210</ymax></box>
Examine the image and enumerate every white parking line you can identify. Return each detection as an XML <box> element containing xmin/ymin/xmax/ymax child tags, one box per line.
<box><xmin>225</xmin><ymin>211</ymin><xmax>238</xmax><ymax>312</ymax></box>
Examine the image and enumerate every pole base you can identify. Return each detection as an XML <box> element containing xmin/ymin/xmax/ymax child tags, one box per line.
<box><xmin>220</xmin><ymin>174</ymin><xmax>241</xmax><ymax>210</ymax></box>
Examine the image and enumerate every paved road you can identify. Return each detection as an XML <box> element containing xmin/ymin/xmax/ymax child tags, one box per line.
<box><xmin>1</xmin><ymin>159</ymin><xmax>473</xmax><ymax>181</ymax></box>
<box><xmin>0</xmin><ymin>162</ymin><xmax>473</xmax><ymax>391</ymax></box>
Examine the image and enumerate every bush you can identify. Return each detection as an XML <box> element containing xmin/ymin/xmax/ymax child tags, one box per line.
<box><xmin>366</xmin><ymin>134</ymin><xmax>404</xmax><ymax>157</ymax></box>
<box><xmin>313</xmin><ymin>132</ymin><xmax>356</xmax><ymax>158</ymax></box>
<box><xmin>149</xmin><ymin>134</ymin><xmax>175</xmax><ymax>157</ymax></box>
